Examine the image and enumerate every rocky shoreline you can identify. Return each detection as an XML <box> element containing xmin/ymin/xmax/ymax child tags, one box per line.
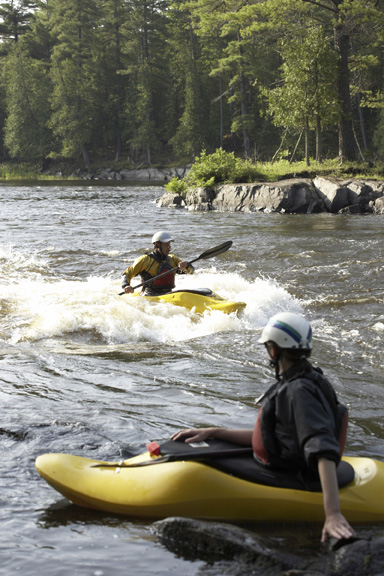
<box><xmin>76</xmin><ymin>165</ymin><xmax>190</xmax><ymax>182</ymax></box>
<box><xmin>157</xmin><ymin>176</ymin><xmax>384</xmax><ymax>215</ymax></box>
<box><xmin>67</xmin><ymin>165</ymin><xmax>384</xmax><ymax>214</ymax></box>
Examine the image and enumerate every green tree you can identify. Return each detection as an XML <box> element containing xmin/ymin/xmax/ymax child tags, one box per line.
<box><xmin>49</xmin><ymin>0</ymin><xmax>102</xmax><ymax>167</ymax></box>
<box><xmin>168</xmin><ymin>8</ymin><xmax>208</xmax><ymax>158</ymax></box>
<box><xmin>2</xmin><ymin>44</ymin><xmax>52</xmax><ymax>158</ymax></box>
<box><xmin>0</xmin><ymin>0</ymin><xmax>35</xmax><ymax>47</ymax></box>
<box><xmin>20</xmin><ymin>0</ymin><xmax>52</xmax><ymax>62</ymax></box>
<box><xmin>121</xmin><ymin>0</ymin><xmax>171</xmax><ymax>164</ymax></box>
<box><xmin>184</xmin><ymin>0</ymin><xmax>256</xmax><ymax>158</ymax></box>
<box><xmin>96</xmin><ymin>0</ymin><xmax>131</xmax><ymax>162</ymax></box>
<box><xmin>266</xmin><ymin>26</ymin><xmax>338</xmax><ymax>164</ymax></box>
<box><xmin>208</xmin><ymin>0</ymin><xmax>373</xmax><ymax>162</ymax></box>
<box><xmin>373</xmin><ymin>105</ymin><xmax>384</xmax><ymax>156</ymax></box>
<box><xmin>177</xmin><ymin>0</ymin><xmax>282</xmax><ymax>159</ymax></box>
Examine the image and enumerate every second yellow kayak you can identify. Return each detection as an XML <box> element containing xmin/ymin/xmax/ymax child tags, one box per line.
<box><xmin>132</xmin><ymin>288</ymin><xmax>246</xmax><ymax>315</ymax></box>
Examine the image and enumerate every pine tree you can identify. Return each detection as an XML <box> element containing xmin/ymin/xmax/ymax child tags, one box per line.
<box><xmin>0</xmin><ymin>0</ymin><xmax>35</xmax><ymax>47</ymax></box>
<box><xmin>2</xmin><ymin>44</ymin><xmax>52</xmax><ymax>158</ymax></box>
<box><xmin>48</xmin><ymin>0</ymin><xmax>102</xmax><ymax>167</ymax></box>
<box><xmin>121</xmin><ymin>0</ymin><xmax>171</xmax><ymax>164</ymax></box>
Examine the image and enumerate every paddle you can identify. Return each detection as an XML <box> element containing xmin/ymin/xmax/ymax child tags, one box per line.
<box><xmin>119</xmin><ymin>240</ymin><xmax>233</xmax><ymax>295</ymax></box>
<box><xmin>92</xmin><ymin>444</ymin><xmax>253</xmax><ymax>469</ymax></box>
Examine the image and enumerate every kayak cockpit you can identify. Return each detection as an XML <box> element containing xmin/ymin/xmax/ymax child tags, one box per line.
<box><xmin>159</xmin><ymin>438</ymin><xmax>355</xmax><ymax>492</ymax></box>
<box><xmin>144</xmin><ymin>288</ymin><xmax>214</xmax><ymax>297</ymax></box>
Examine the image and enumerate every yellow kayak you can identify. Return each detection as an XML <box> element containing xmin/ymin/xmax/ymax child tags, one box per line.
<box><xmin>132</xmin><ymin>288</ymin><xmax>246</xmax><ymax>315</ymax></box>
<box><xmin>35</xmin><ymin>445</ymin><xmax>384</xmax><ymax>523</ymax></box>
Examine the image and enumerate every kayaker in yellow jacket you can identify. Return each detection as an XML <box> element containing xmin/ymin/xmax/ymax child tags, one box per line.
<box><xmin>122</xmin><ymin>231</ymin><xmax>194</xmax><ymax>296</ymax></box>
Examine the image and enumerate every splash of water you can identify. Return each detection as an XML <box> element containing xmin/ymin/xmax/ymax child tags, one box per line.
<box><xmin>0</xmin><ymin>249</ymin><xmax>302</xmax><ymax>345</ymax></box>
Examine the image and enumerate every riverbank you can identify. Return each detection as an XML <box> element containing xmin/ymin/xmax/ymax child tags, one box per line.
<box><xmin>1</xmin><ymin>157</ymin><xmax>384</xmax><ymax>183</ymax></box>
<box><xmin>1</xmin><ymin>159</ymin><xmax>384</xmax><ymax>213</ymax></box>
<box><xmin>0</xmin><ymin>160</ymin><xmax>190</xmax><ymax>182</ymax></box>
<box><xmin>157</xmin><ymin>176</ymin><xmax>384</xmax><ymax>214</ymax></box>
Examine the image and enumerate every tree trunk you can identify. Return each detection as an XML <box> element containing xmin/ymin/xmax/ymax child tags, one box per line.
<box><xmin>334</xmin><ymin>22</ymin><xmax>355</xmax><ymax>162</ymax></box>
<box><xmin>81</xmin><ymin>143</ymin><xmax>90</xmax><ymax>168</ymax></box>
<box><xmin>114</xmin><ymin>0</ymin><xmax>123</xmax><ymax>162</ymax></box>
<box><xmin>350</xmin><ymin>39</ymin><xmax>368</xmax><ymax>151</ymax></box>
<box><xmin>315</xmin><ymin>114</ymin><xmax>322</xmax><ymax>162</ymax></box>
<box><xmin>289</xmin><ymin>129</ymin><xmax>303</xmax><ymax>164</ymax></box>
<box><xmin>219</xmin><ymin>74</ymin><xmax>223</xmax><ymax>148</ymax></box>
<box><xmin>240</xmin><ymin>71</ymin><xmax>251</xmax><ymax>158</ymax></box>
<box><xmin>305</xmin><ymin>117</ymin><xmax>310</xmax><ymax>166</ymax></box>
<box><xmin>273</xmin><ymin>127</ymin><xmax>288</xmax><ymax>163</ymax></box>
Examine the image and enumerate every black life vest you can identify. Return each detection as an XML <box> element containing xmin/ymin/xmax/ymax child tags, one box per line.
<box><xmin>140</xmin><ymin>251</ymin><xmax>175</xmax><ymax>294</ymax></box>
<box><xmin>252</xmin><ymin>364</ymin><xmax>348</xmax><ymax>469</ymax></box>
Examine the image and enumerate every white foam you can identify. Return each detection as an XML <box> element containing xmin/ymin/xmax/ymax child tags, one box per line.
<box><xmin>3</xmin><ymin>270</ymin><xmax>303</xmax><ymax>345</ymax></box>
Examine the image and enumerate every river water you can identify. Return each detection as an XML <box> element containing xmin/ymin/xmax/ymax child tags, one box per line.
<box><xmin>0</xmin><ymin>182</ymin><xmax>383</xmax><ymax>575</ymax></box>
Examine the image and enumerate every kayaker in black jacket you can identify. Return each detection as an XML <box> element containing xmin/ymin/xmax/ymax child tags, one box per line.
<box><xmin>122</xmin><ymin>231</ymin><xmax>194</xmax><ymax>296</ymax></box>
<box><xmin>172</xmin><ymin>312</ymin><xmax>356</xmax><ymax>543</ymax></box>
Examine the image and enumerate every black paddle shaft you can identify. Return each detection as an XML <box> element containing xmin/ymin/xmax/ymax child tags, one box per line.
<box><xmin>119</xmin><ymin>240</ymin><xmax>233</xmax><ymax>295</ymax></box>
<box><xmin>93</xmin><ymin>445</ymin><xmax>253</xmax><ymax>468</ymax></box>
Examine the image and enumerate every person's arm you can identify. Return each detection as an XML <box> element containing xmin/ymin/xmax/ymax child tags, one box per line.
<box><xmin>170</xmin><ymin>255</ymin><xmax>194</xmax><ymax>274</ymax></box>
<box><xmin>178</xmin><ymin>261</ymin><xmax>194</xmax><ymax>273</ymax></box>
<box><xmin>122</xmin><ymin>255</ymin><xmax>150</xmax><ymax>292</ymax></box>
<box><xmin>318</xmin><ymin>458</ymin><xmax>356</xmax><ymax>542</ymax></box>
<box><xmin>171</xmin><ymin>427</ymin><xmax>252</xmax><ymax>445</ymax></box>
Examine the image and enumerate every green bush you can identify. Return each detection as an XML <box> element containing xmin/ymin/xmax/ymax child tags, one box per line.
<box><xmin>186</xmin><ymin>149</ymin><xmax>261</xmax><ymax>187</ymax></box>
<box><xmin>164</xmin><ymin>177</ymin><xmax>189</xmax><ymax>197</ymax></box>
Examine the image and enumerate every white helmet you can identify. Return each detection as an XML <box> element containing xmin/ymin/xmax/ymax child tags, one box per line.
<box><xmin>258</xmin><ymin>312</ymin><xmax>312</xmax><ymax>350</ymax></box>
<box><xmin>152</xmin><ymin>231</ymin><xmax>173</xmax><ymax>244</ymax></box>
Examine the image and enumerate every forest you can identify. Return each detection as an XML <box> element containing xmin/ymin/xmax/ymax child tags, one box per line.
<box><xmin>1</xmin><ymin>0</ymin><xmax>384</xmax><ymax>170</ymax></box>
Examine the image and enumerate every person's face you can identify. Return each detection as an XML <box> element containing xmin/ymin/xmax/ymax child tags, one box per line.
<box><xmin>265</xmin><ymin>342</ymin><xmax>275</xmax><ymax>361</ymax></box>
<box><xmin>159</xmin><ymin>241</ymin><xmax>172</xmax><ymax>255</ymax></box>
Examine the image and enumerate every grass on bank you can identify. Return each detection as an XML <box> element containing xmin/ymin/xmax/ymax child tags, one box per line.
<box><xmin>0</xmin><ymin>162</ymin><xmax>66</xmax><ymax>181</ymax></box>
<box><xmin>257</xmin><ymin>158</ymin><xmax>384</xmax><ymax>181</ymax></box>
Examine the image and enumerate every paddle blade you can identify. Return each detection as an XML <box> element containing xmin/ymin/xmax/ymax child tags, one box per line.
<box><xmin>193</xmin><ymin>240</ymin><xmax>233</xmax><ymax>262</ymax></box>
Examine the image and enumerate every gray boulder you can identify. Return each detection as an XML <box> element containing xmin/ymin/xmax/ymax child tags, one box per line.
<box><xmin>153</xmin><ymin>517</ymin><xmax>384</xmax><ymax>576</ymax></box>
<box><xmin>313</xmin><ymin>177</ymin><xmax>384</xmax><ymax>213</ymax></box>
<box><xmin>156</xmin><ymin>191</ymin><xmax>185</xmax><ymax>208</ymax></box>
<box><xmin>372</xmin><ymin>196</ymin><xmax>384</xmax><ymax>214</ymax></box>
<box><xmin>313</xmin><ymin>176</ymin><xmax>354</xmax><ymax>212</ymax></box>
<box><xmin>213</xmin><ymin>179</ymin><xmax>323</xmax><ymax>213</ymax></box>
<box><xmin>185</xmin><ymin>187</ymin><xmax>216</xmax><ymax>211</ymax></box>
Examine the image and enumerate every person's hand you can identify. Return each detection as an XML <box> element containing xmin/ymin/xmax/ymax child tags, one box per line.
<box><xmin>321</xmin><ymin>512</ymin><xmax>356</xmax><ymax>542</ymax></box>
<box><xmin>124</xmin><ymin>285</ymin><xmax>134</xmax><ymax>294</ymax></box>
<box><xmin>178</xmin><ymin>261</ymin><xmax>189</xmax><ymax>271</ymax></box>
<box><xmin>171</xmin><ymin>427</ymin><xmax>216</xmax><ymax>443</ymax></box>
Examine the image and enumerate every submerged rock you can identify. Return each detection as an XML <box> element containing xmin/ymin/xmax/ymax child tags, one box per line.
<box><xmin>153</xmin><ymin>517</ymin><xmax>301</xmax><ymax>575</ymax></box>
<box><xmin>152</xmin><ymin>517</ymin><xmax>384</xmax><ymax>576</ymax></box>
